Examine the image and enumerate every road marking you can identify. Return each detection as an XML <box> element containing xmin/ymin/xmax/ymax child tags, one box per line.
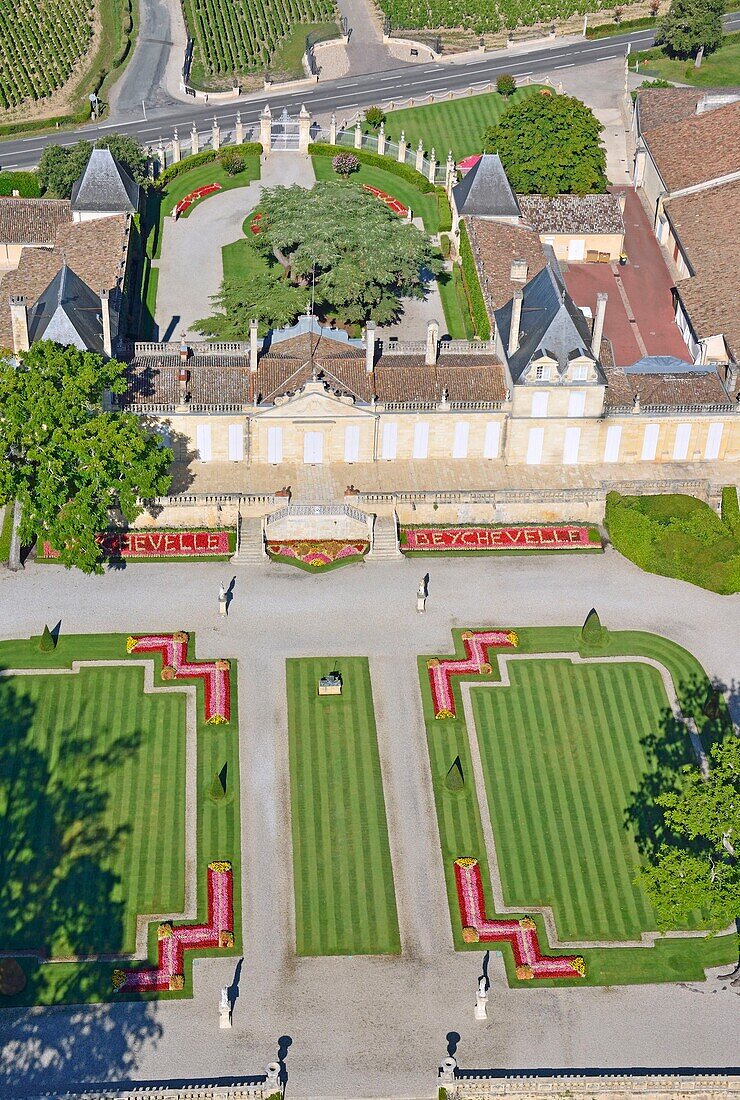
<box><xmin>553</xmin><ymin>63</ymin><xmax>575</xmax><ymax>68</ymax></box>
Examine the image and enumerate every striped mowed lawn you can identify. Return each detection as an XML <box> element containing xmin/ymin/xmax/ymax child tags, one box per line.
<box><xmin>382</xmin><ymin>86</ymin><xmax>541</xmax><ymax>161</ymax></box>
<box><xmin>1</xmin><ymin>664</ymin><xmax>185</xmax><ymax>958</ymax></box>
<box><xmin>286</xmin><ymin>657</ymin><xmax>400</xmax><ymax>955</ymax></box>
<box><xmin>471</xmin><ymin>659</ymin><xmax>690</xmax><ymax>942</ymax></box>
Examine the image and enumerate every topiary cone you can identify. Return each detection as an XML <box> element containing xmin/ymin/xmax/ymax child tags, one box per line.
<box><xmin>38</xmin><ymin>624</ymin><xmax>55</xmax><ymax>652</ymax></box>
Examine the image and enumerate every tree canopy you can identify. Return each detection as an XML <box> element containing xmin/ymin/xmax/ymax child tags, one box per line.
<box><xmin>655</xmin><ymin>0</ymin><xmax>724</xmax><ymax>58</ymax></box>
<box><xmin>198</xmin><ymin>181</ymin><xmax>441</xmax><ymax>334</ymax></box>
<box><xmin>638</xmin><ymin>738</ymin><xmax>740</xmax><ymax>932</ymax></box>
<box><xmin>38</xmin><ymin>134</ymin><xmax>148</xmax><ymax>198</ymax></box>
<box><xmin>0</xmin><ymin>342</ymin><xmax>172</xmax><ymax>573</ymax></box>
<box><xmin>483</xmin><ymin>93</ymin><xmax>607</xmax><ymax>196</ymax></box>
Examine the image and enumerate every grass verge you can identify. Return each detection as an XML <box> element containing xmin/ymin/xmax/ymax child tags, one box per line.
<box><xmin>630</xmin><ymin>32</ymin><xmax>740</xmax><ymax>86</ymax></box>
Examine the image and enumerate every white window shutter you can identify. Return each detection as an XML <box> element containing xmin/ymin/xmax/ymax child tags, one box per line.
<box><xmin>344</xmin><ymin>425</ymin><xmax>360</xmax><ymax>462</ymax></box>
<box><xmin>603</xmin><ymin>424</ymin><xmax>621</xmax><ymax>463</ymax></box>
<box><xmin>641</xmin><ymin>424</ymin><xmax>659</xmax><ymax>461</ymax></box>
<box><xmin>228</xmin><ymin>423</ymin><xmax>244</xmax><ymax>461</ymax></box>
<box><xmin>704</xmin><ymin>423</ymin><xmax>723</xmax><ymax>460</ymax></box>
<box><xmin>381</xmin><ymin>421</ymin><xmax>397</xmax><ymax>460</ymax></box>
<box><xmin>673</xmin><ymin>423</ymin><xmax>691</xmax><ymax>461</ymax></box>
<box><xmin>526</xmin><ymin>427</ymin><xmax>544</xmax><ymax>465</ymax></box>
<box><xmin>452</xmin><ymin>422</ymin><xmax>469</xmax><ymax>459</ymax></box>
<box><xmin>267</xmin><ymin>426</ymin><xmax>283</xmax><ymax>464</ymax></box>
<box><xmin>567</xmin><ymin>391</ymin><xmax>585</xmax><ymax>418</ymax></box>
<box><xmin>483</xmin><ymin>421</ymin><xmax>500</xmax><ymax>459</ymax></box>
<box><xmin>196</xmin><ymin>424</ymin><xmax>212</xmax><ymax>462</ymax></box>
<box><xmin>531</xmin><ymin>392</ymin><xmax>549</xmax><ymax>417</ymax></box>
<box><xmin>413</xmin><ymin>422</ymin><xmax>429</xmax><ymax>459</ymax></box>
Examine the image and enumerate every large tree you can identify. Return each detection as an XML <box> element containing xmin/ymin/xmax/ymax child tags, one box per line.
<box><xmin>0</xmin><ymin>342</ymin><xmax>172</xmax><ymax>573</ymax></box>
<box><xmin>38</xmin><ymin>134</ymin><xmax>148</xmax><ymax>198</ymax></box>
<box><xmin>483</xmin><ymin>93</ymin><xmax>607</xmax><ymax>196</ymax></box>
<box><xmin>195</xmin><ymin>272</ymin><xmax>309</xmax><ymax>338</ymax></box>
<box><xmin>638</xmin><ymin>738</ymin><xmax>740</xmax><ymax>933</ymax></box>
<box><xmin>655</xmin><ymin>0</ymin><xmax>724</xmax><ymax>59</ymax></box>
<box><xmin>208</xmin><ymin>182</ymin><xmax>440</xmax><ymax>329</ymax></box>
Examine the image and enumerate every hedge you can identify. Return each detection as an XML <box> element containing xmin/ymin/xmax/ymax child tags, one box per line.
<box><xmin>309</xmin><ymin>143</ymin><xmax>435</xmax><ymax>192</ymax></box>
<box><xmin>154</xmin><ymin>143</ymin><xmax>262</xmax><ymax>189</ymax></box>
<box><xmin>0</xmin><ymin>171</ymin><xmax>41</xmax><ymax>197</ymax></box>
<box><xmin>721</xmin><ymin>485</ymin><xmax>740</xmax><ymax>536</ymax></box>
<box><xmin>605</xmin><ymin>491</ymin><xmax>740</xmax><ymax>595</ymax></box>
<box><xmin>437</xmin><ymin>188</ymin><xmax>452</xmax><ymax>232</ymax></box>
<box><xmin>458</xmin><ymin>220</ymin><xmax>491</xmax><ymax>340</ymax></box>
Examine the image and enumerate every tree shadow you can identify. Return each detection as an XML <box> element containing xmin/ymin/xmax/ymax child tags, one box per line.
<box><xmin>624</xmin><ymin>674</ymin><xmax>737</xmax><ymax>859</ymax></box>
<box><xmin>0</xmin><ymin>669</ymin><xmax>163</xmax><ymax>1094</ymax></box>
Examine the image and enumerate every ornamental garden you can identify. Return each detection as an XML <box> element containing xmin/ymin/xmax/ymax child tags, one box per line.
<box><xmin>1</xmin><ymin>617</ymin><xmax>735</xmax><ymax>1006</ymax></box>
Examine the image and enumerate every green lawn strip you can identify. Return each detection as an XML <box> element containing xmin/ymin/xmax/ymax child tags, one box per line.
<box><xmin>0</xmin><ymin>503</ymin><xmax>14</xmax><ymax>562</ymax></box>
<box><xmin>381</xmin><ymin>86</ymin><xmax>542</xmax><ymax>161</ymax></box>
<box><xmin>436</xmin><ymin>266</ymin><xmax>470</xmax><ymax>338</ymax></box>
<box><xmin>419</xmin><ymin>627</ymin><xmax>736</xmax><ymax>986</ymax></box>
<box><xmin>270</xmin><ymin>21</ymin><xmax>340</xmax><ymax>79</ymax></box>
<box><xmin>0</xmin><ymin>633</ymin><xmax>241</xmax><ymax>1005</ymax></box>
<box><xmin>223</xmin><ymin>229</ymin><xmax>271</xmax><ymax>282</ymax></box>
<box><xmin>630</xmin><ymin>33</ymin><xmax>740</xmax><ymax>86</ymax></box>
<box><xmin>286</xmin><ymin>657</ymin><xmax>400</xmax><ymax>955</ymax></box>
<box><xmin>311</xmin><ymin>155</ymin><xmax>440</xmax><ymax>233</ymax></box>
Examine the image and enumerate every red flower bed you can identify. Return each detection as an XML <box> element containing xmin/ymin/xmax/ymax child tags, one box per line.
<box><xmin>250</xmin><ymin>212</ymin><xmax>263</xmax><ymax>234</ymax></box>
<box><xmin>267</xmin><ymin>540</ymin><xmax>369</xmax><ymax>568</ymax></box>
<box><xmin>427</xmin><ymin>629</ymin><xmax>518</xmax><ymax>718</ymax></box>
<box><xmin>126</xmin><ymin>632</ymin><xmax>231</xmax><ymax>723</ymax></box>
<box><xmin>175</xmin><ymin>183</ymin><xmax>221</xmax><ymax>217</ymax></box>
<box><xmin>113</xmin><ymin>862</ymin><xmax>234</xmax><ymax>993</ymax></box>
<box><xmin>404</xmin><ymin>526</ymin><xmax>597</xmax><ymax>551</ymax></box>
<box><xmin>454</xmin><ymin>858</ymin><xmax>585</xmax><ymax>980</ymax></box>
<box><xmin>362</xmin><ymin>184</ymin><xmax>408</xmax><ymax>217</ymax></box>
<box><xmin>43</xmin><ymin>531</ymin><xmax>230</xmax><ymax>560</ymax></box>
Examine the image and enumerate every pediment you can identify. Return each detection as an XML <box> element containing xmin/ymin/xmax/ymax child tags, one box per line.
<box><xmin>255</xmin><ymin>385</ymin><xmax>374</xmax><ymax>419</ymax></box>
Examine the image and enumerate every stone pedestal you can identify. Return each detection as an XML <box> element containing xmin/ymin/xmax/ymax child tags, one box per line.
<box><xmin>397</xmin><ymin>131</ymin><xmax>406</xmax><ymax>163</ymax></box>
<box><xmin>354</xmin><ymin>120</ymin><xmax>362</xmax><ymax>149</ymax></box>
<box><xmin>260</xmin><ymin>105</ymin><xmax>272</xmax><ymax>153</ymax></box>
<box><xmin>219</xmin><ymin>594</ymin><xmax>227</xmax><ymax>616</ymax></box>
<box><xmin>329</xmin><ymin>112</ymin><xmax>337</xmax><ymax>144</ymax></box>
<box><xmin>415</xmin><ymin>140</ymin><xmax>424</xmax><ymax>173</ymax></box>
<box><xmin>416</xmin><ymin>594</ymin><xmax>427</xmax><ymax>613</ymax></box>
<box><xmin>474</xmin><ymin>988</ymin><xmax>488</xmax><ymax>1020</ymax></box>
<box><xmin>219</xmin><ymin>988</ymin><xmax>232</xmax><ymax>1028</ymax></box>
<box><xmin>377</xmin><ymin>122</ymin><xmax>386</xmax><ymax>156</ymax></box>
<box><xmin>172</xmin><ymin>130</ymin><xmax>181</xmax><ymax>162</ymax></box>
<box><xmin>235</xmin><ymin>111</ymin><xmax>244</xmax><ymax>145</ymax></box>
<box><xmin>298</xmin><ymin>104</ymin><xmax>311</xmax><ymax>154</ymax></box>
<box><xmin>440</xmin><ymin>1057</ymin><xmax>457</xmax><ymax>1084</ymax></box>
<box><xmin>265</xmin><ymin>1063</ymin><xmax>281</xmax><ymax>1092</ymax></box>
<box><xmin>212</xmin><ymin>117</ymin><xmax>221</xmax><ymax>151</ymax></box>
<box><xmin>191</xmin><ymin>124</ymin><xmax>199</xmax><ymax>155</ymax></box>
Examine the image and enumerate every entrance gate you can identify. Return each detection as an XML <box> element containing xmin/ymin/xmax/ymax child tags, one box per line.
<box><xmin>271</xmin><ymin>108</ymin><xmax>300</xmax><ymax>150</ymax></box>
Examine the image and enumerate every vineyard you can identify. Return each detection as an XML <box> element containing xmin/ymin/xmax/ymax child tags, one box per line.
<box><xmin>378</xmin><ymin>0</ymin><xmax>640</xmax><ymax>33</ymax></box>
<box><xmin>183</xmin><ymin>0</ymin><xmax>336</xmax><ymax>82</ymax></box>
<box><xmin>0</xmin><ymin>0</ymin><xmax>93</xmax><ymax>109</ymax></box>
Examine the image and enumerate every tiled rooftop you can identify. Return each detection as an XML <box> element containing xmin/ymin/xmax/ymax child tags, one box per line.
<box><xmin>518</xmin><ymin>193</ymin><xmax>624</xmax><ymax>236</ymax></box>
<box><xmin>0</xmin><ymin>197</ymin><xmax>72</xmax><ymax>245</ymax></box>
<box><xmin>466</xmin><ymin>217</ymin><xmax>546</xmax><ymax>315</ymax></box>
<box><xmin>641</xmin><ymin>98</ymin><xmax>740</xmax><ymax>192</ymax></box>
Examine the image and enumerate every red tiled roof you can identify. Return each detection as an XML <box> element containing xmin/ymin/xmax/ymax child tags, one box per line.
<box><xmin>642</xmin><ymin>99</ymin><xmax>740</xmax><ymax>192</ymax></box>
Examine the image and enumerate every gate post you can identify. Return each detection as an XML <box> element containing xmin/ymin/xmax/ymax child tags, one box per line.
<box><xmin>298</xmin><ymin>103</ymin><xmax>311</xmax><ymax>153</ymax></box>
<box><xmin>397</xmin><ymin>130</ymin><xmax>406</xmax><ymax>163</ymax></box>
<box><xmin>260</xmin><ymin>104</ymin><xmax>272</xmax><ymax>154</ymax></box>
<box><xmin>415</xmin><ymin>139</ymin><xmax>424</xmax><ymax>173</ymax></box>
<box><xmin>212</xmin><ymin>116</ymin><xmax>220</xmax><ymax>151</ymax></box>
<box><xmin>190</xmin><ymin>122</ymin><xmax>199</xmax><ymax>155</ymax></box>
<box><xmin>354</xmin><ymin>120</ymin><xmax>362</xmax><ymax>149</ymax></box>
<box><xmin>329</xmin><ymin>112</ymin><xmax>337</xmax><ymax>144</ymax></box>
<box><xmin>377</xmin><ymin>121</ymin><xmax>386</xmax><ymax>156</ymax></box>
<box><xmin>235</xmin><ymin>110</ymin><xmax>244</xmax><ymax>145</ymax></box>
<box><xmin>172</xmin><ymin>129</ymin><xmax>181</xmax><ymax>162</ymax></box>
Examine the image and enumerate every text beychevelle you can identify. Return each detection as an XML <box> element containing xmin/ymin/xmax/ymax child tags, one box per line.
<box><xmin>403</xmin><ymin>526</ymin><xmax>596</xmax><ymax>550</ymax></box>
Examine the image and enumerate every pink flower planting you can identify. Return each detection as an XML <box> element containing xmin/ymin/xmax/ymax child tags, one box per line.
<box><xmin>454</xmin><ymin>859</ymin><xmax>585</xmax><ymax>979</ymax></box>
<box><xmin>113</xmin><ymin>863</ymin><xmax>235</xmax><ymax>993</ymax></box>
<box><xmin>362</xmin><ymin>183</ymin><xmax>408</xmax><ymax>217</ymax></box>
<box><xmin>427</xmin><ymin>630</ymin><xmax>518</xmax><ymax>718</ymax></box>
<box><xmin>126</xmin><ymin>633</ymin><xmax>231</xmax><ymax>723</ymax></box>
<box><xmin>266</xmin><ymin>540</ymin><xmax>369</xmax><ymax>568</ymax></box>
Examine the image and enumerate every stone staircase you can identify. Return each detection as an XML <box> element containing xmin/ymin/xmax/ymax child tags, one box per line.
<box><xmin>368</xmin><ymin>513</ymin><xmax>403</xmax><ymax>560</ymax></box>
<box><xmin>231</xmin><ymin>516</ymin><xmax>267</xmax><ymax>563</ymax></box>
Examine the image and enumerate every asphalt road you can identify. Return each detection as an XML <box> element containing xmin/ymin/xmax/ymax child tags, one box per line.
<box><xmin>1</xmin><ymin>15</ymin><xmax>739</xmax><ymax>169</ymax></box>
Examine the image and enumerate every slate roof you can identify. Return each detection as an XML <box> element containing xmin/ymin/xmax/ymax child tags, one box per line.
<box><xmin>26</xmin><ymin>265</ymin><xmax>105</xmax><ymax>355</ymax></box>
<box><xmin>466</xmin><ymin>217</ymin><xmax>546</xmax><ymax>314</ymax></box>
<box><xmin>452</xmin><ymin>154</ymin><xmax>520</xmax><ymax>218</ymax></box>
<box><xmin>665</xmin><ymin>179</ymin><xmax>740</xmax><ymax>360</ymax></box>
<box><xmin>518</xmin><ymin>193</ymin><xmax>624</xmax><ymax>236</ymax></box>
<box><xmin>0</xmin><ymin>198</ymin><xmax>72</xmax><ymax>245</ymax></box>
<box><xmin>641</xmin><ymin>99</ymin><xmax>740</xmax><ymax>192</ymax></box>
<box><xmin>494</xmin><ymin>261</ymin><xmax>605</xmax><ymax>384</ymax></box>
<box><xmin>70</xmin><ymin>148</ymin><xmax>140</xmax><ymax>213</ymax></box>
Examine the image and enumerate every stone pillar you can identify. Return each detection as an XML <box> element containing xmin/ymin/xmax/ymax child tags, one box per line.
<box><xmin>377</xmin><ymin>121</ymin><xmax>386</xmax><ymax>156</ymax></box>
<box><xmin>259</xmin><ymin>104</ymin><xmax>272</xmax><ymax>153</ymax></box>
<box><xmin>365</xmin><ymin>320</ymin><xmax>376</xmax><ymax>373</ymax></box>
<box><xmin>9</xmin><ymin>295</ymin><xmax>29</xmax><ymax>354</ymax></box>
<box><xmin>428</xmin><ymin>147</ymin><xmax>437</xmax><ymax>184</ymax></box>
<box><xmin>592</xmin><ymin>291</ymin><xmax>608</xmax><ymax>354</ymax></box>
<box><xmin>354</xmin><ymin>119</ymin><xmax>362</xmax><ymax>149</ymax></box>
<box><xmin>329</xmin><ymin>112</ymin><xmax>337</xmax><ymax>144</ymax></box>
<box><xmin>445</xmin><ymin>149</ymin><xmax>455</xmax><ymax>195</ymax></box>
<box><xmin>157</xmin><ymin>138</ymin><xmax>166</xmax><ymax>170</ymax></box>
<box><xmin>250</xmin><ymin>318</ymin><xmax>259</xmax><ymax>371</ymax></box>
<box><xmin>172</xmin><ymin>129</ymin><xmax>181</xmax><ymax>162</ymax></box>
<box><xmin>100</xmin><ymin>289</ymin><xmax>112</xmax><ymax>358</ymax></box>
<box><xmin>190</xmin><ymin>122</ymin><xmax>199</xmax><ymax>156</ymax></box>
<box><xmin>415</xmin><ymin>139</ymin><xmax>424</xmax><ymax>173</ymax></box>
<box><xmin>298</xmin><ymin>103</ymin><xmax>311</xmax><ymax>153</ymax></box>
<box><xmin>235</xmin><ymin>110</ymin><xmax>244</xmax><ymax>145</ymax></box>
<box><xmin>212</xmin><ymin>116</ymin><xmax>220</xmax><ymax>151</ymax></box>
<box><xmin>265</xmin><ymin>1064</ymin><xmax>281</xmax><ymax>1093</ymax></box>
<box><xmin>425</xmin><ymin>318</ymin><xmax>439</xmax><ymax>366</ymax></box>
<box><xmin>397</xmin><ymin>130</ymin><xmax>406</xmax><ymax>163</ymax></box>
<box><xmin>440</xmin><ymin>1057</ymin><xmax>457</xmax><ymax>1085</ymax></box>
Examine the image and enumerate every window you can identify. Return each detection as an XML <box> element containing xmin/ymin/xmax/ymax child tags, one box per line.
<box><xmin>535</xmin><ymin>364</ymin><xmax>551</xmax><ymax>381</ymax></box>
<box><xmin>531</xmin><ymin>392</ymin><xmax>549</xmax><ymax>417</ymax></box>
<box><xmin>303</xmin><ymin>431</ymin><xmax>323</xmax><ymax>464</ymax></box>
<box><xmin>562</xmin><ymin>426</ymin><xmax>580</xmax><ymax>465</ymax></box>
<box><xmin>571</xmin><ymin>364</ymin><xmax>589</xmax><ymax>381</ymax></box>
<box><xmin>228</xmin><ymin>424</ymin><xmax>243</xmax><ymax>462</ymax></box>
<box><xmin>603</xmin><ymin>424</ymin><xmax>621</xmax><ymax>463</ymax></box>
<box><xmin>673</xmin><ymin>423</ymin><xmax>691</xmax><ymax>462</ymax></box>
<box><xmin>641</xmin><ymin>423</ymin><xmax>659</xmax><ymax>461</ymax></box>
<box><xmin>412</xmin><ymin>421</ymin><xmax>429</xmax><ymax>459</ymax></box>
<box><xmin>483</xmin><ymin>421</ymin><xmax>500</xmax><ymax>459</ymax></box>
<box><xmin>267</xmin><ymin>426</ymin><xmax>283</xmax><ymax>464</ymax></box>
<box><xmin>381</xmin><ymin>421</ymin><xmax>397</xmax><ymax>460</ymax></box>
<box><xmin>344</xmin><ymin>424</ymin><xmax>360</xmax><ymax>463</ymax></box>
<box><xmin>526</xmin><ymin>427</ymin><xmax>544</xmax><ymax>465</ymax></box>
<box><xmin>452</xmin><ymin>422</ymin><xmax>469</xmax><ymax>459</ymax></box>
<box><xmin>704</xmin><ymin>423</ymin><xmax>723</xmax><ymax>460</ymax></box>
<box><xmin>567</xmin><ymin>391</ymin><xmax>586</xmax><ymax>418</ymax></box>
<box><xmin>195</xmin><ymin>424</ymin><xmax>212</xmax><ymax>462</ymax></box>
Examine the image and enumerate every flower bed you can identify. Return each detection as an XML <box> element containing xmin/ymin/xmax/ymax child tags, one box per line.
<box><xmin>113</xmin><ymin>862</ymin><xmax>234</xmax><ymax>993</ymax></box>
<box><xmin>427</xmin><ymin>629</ymin><xmax>518</xmax><ymax>718</ymax></box>
<box><xmin>42</xmin><ymin>530</ymin><xmax>231</xmax><ymax>560</ymax></box>
<box><xmin>126</xmin><ymin>632</ymin><xmax>231</xmax><ymax>723</ymax></box>
<box><xmin>455</xmin><ymin>858</ymin><xmax>584</xmax><ymax>980</ymax></box>
<box><xmin>175</xmin><ymin>183</ymin><xmax>221</xmax><ymax>217</ymax></box>
<box><xmin>362</xmin><ymin>184</ymin><xmax>408</xmax><ymax>217</ymax></box>
<box><xmin>403</xmin><ymin>525</ymin><xmax>600</xmax><ymax>552</ymax></box>
<box><xmin>267</xmin><ymin>539</ymin><xmax>369</xmax><ymax>569</ymax></box>
<box><xmin>250</xmin><ymin>211</ymin><xmax>263</xmax><ymax>234</ymax></box>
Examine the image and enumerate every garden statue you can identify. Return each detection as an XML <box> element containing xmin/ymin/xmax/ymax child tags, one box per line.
<box><xmin>219</xmin><ymin>986</ymin><xmax>232</xmax><ymax>1028</ymax></box>
<box><xmin>417</xmin><ymin>577</ymin><xmax>427</xmax><ymax>613</ymax></box>
<box><xmin>219</xmin><ymin>582</ymin><xmax>227</xmax><ymax>616</ymax></box>
<box><xmin>475</xmin><ymin>974</ymin><xmax>488</xmax><ymax>1020</ymax></box>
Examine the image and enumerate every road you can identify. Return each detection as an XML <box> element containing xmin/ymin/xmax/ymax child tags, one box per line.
<box><xmin>2</xmin><ymin>14</ymin><xmax>738</xmax><ymax>170</ymax></box>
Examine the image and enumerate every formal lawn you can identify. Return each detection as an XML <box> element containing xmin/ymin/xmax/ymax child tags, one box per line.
<box><xmin>222</xmin><ymin>215</ymin><xmax>271</xmax><ymax>282</ymax></box>
<box><xmin>0</xmin><ymin>633</ymin><xmax>241</xmax><ymax>1005</ymax></box>
<box><xmin>631</xmin><ymin>33</ymin><xmax>740</xmax><ymax>87</ymax></box>
<box><xmin>381</xmin><ymin>85</ymin><xmax>542</xmax><ymax>161</ymax></box>
<box><xmin>286</xmin><ymin>657</ymin><xmax>400</xmax><ymax>955</ymax></box>
<box><xmin>420</xmin><ymin>627</ymin><xmax>736</xmax><ymax>986</ymax></box>
<box><xmin>311</xmin><ymin>154</ymin><xmax>441</xmax><ymax>233</ymax></box>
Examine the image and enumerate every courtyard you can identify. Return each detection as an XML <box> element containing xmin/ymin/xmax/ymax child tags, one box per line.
<box><xmin>0</xmin><ymin>549</ymin><xmax>738</xmax><ymax>1097</ymax></box>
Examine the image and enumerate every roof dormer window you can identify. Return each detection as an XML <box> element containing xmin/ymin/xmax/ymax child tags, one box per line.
<box><xmin>535</xmin><ymin>364</ymin><xmax>551</xmax><ymax>381</ymax></box>
<box><xmin>572</xmin><ymin>363</ymin><xmax>589</xmax><ymax>381</ymax></box>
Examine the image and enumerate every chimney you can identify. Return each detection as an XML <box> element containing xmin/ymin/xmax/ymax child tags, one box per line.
<box><xmin>9</xmin><ymin>296</ymin><xmax>29</xmax><ymax>354</ymax></box>
<box><xmin>178</xmin><ymin>366</ymin><xmax>189</xmax><ymax>400</ymax></box>
<box><xmin>592</xmin><ymin>292</ymin><xmax>608</xmax><ymax>355</ymax></box>
<box><xmin>365</xmin><ymin>320</ymin><xmax>376</xmax><ymax>373</ymax></box>
<box><xmin>508</xmin><ymin>290</ymin><xmax>523</xmax><ymax>356</ymax></box>
<box><xmin>179</xmin><ymin>332</ymin><xmax>189</xmax><ymax>363</ymax></box>
<box><xmin>426</xmin><ymin>318</ymin><xmax>440</xmax><ymax>366</ymax></box>
<box><xmin>250</xmin><ymin>318</ymin><xmax>259</xmax><ymax>372</ymax></box>
<box><xmin>510</xmin><ymin>258</ymin><xmax>528</xmax><ymax>283</ymax></box>
<box><xmin>100</xmin><ymin>289</ymin><xmax>112</xmax><ymax>357</ymax></box>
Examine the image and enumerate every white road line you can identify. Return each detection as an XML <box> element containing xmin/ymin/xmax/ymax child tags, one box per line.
<box><xmin>553</xmin><ymin>62</ymin><xmax>575</xmax><ymax>68</ymax></box>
